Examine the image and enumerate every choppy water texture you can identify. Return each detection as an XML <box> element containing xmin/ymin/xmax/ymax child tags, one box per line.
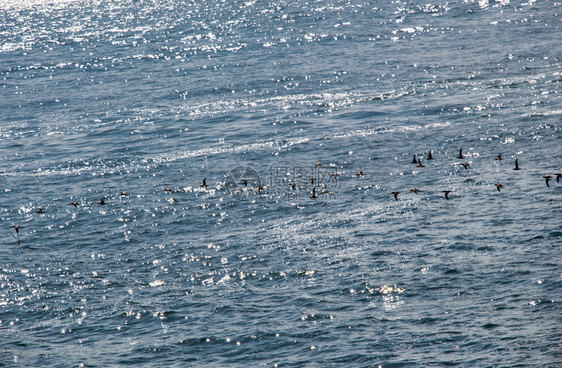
<box><xmin>1</xmin><ymin>0</ymin><xmax>561</xmax><ymax>366</ymax></box>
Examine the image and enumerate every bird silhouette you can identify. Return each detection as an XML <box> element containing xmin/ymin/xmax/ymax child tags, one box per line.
<box><xmin>495</xmin><ymin>183</ymin><xmax>504</xmax><ymax>192</ymax></box>
<box><xmin>457</xmin><ymin>148</ymin><xmax>463</xmax><ymax>159</ymax></box>
<box><xmin>427</xmin><ymin>150</ymin><xmax>434</xmax><ymax>160</ymax></box>
<box><xmin>442</xmin><ymin>190</ymin><xmax>452</xmax><ymax>199</ymax></box>
<box><xmin>391</xmin><ymin>191</ymin><xmax>400</xmax><ymax>201</ymax></box>
<box><xmin>513</xmin><ymin>159</ymin><xmax>521</xmax><ymax>171</ymax></box>
<box><xmin>543</xmin><ymin>175</ymin><xmax>552</xmax><ymax>188</ymax></box>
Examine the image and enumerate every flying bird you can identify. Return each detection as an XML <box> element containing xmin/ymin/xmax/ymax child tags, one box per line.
<box><xmin>427</xmin><ymin>150</ymin><xmax>434</xmax><ymax>160</ymax></box>
<box><xmin>98</xmin><ymin>197</ymin><xmax>106</xmax><ymax>205</ymax></box>
<box><xmin>356</xmin><ymin>171</ymin><xmax>364</xmax><ymax>177</ymax></box>
<box><xmin>457</xmin><ymin>148</ymin><xmax>463</xmax><ymax>159</ymax></box>
<box><xmin>513</xmin><ymin>159</ymin><xmax>521</xmax><ymax>171</ymax></box>
<box><xmin>70</xmin><ymin>202</ymin><xmax>79</xmax><ymax>208</ymax></box>
<box><xmin>411</xmin><ymin>154</ymin><xmax>418</xmax><ymax>164</ymax></box>
<box><xmin>555</xmin><ymin>173</ymin><xmax>561</xmax><ymax>184</ymax></box>
<box><xmin>442</xmin><ymin>190</ymin><xmax>452</xmax><ymax>199</ymax></box>
<box><xmin>410</xmin><ymin>188</ymin><xmax>422</xmax><ymax>194</ymax></box>
<box><xmin>460</xmin><ymin>163</ymin><xmax>470</xmax><ymax>170</ymax></box>
<box><xmin>36</xmin><ymin>207</ymin><xmax>44</xmax><ymax>213</ymax></box>
<box><xmin>495</xmin><ymin>183</ymin><xmax>504</xmax><ymax>192</ymax></box>
<box><xmin>201</xmin><ymin>178</ymin><xmax>207</xmax><ymax>188</ymax></box>
<box><xmin>12</xmin><ymin>225</ymin><xmax>19</xmax><ymax>234</ymax></box>
<box><xmin>543</xmin><ymin>175</ymin><xmax>552</xmax><ymax>188</ymax></box>
<box><xmin>495</xmin><ymin>153</ymin><xmax>502</xmax><ymax>161</ymax></box>
<box><xmin>391</xmin><ymin>191</ymin><xmax>400</xmax><ymax>201</ymax></box>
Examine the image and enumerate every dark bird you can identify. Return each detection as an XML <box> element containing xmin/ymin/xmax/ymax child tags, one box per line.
<box><xmin>120</xmin><ymin>191</ymin><xmax>128</xmax><ymax>196</ymax></box>
<box><xmin>36</xmin><ymin>206</ymin><xmax>44</xmax><ymax>213</ymax></box>
<box><xmin>391</xmin><ymin>191</ymin><xmax>400</xmax><ymax>201</ymax></box>
<box><xmin>98</xmin><ymin>197</ymin><xmax>106</xmax><ymax>205</ymax></box>
<box><xmin>543</xmin><ymin>175</ymin><xmax>552</xmax><ymax>188</ymax></box>
<box><xmin>321</xmin><ymin>185</ymin><xmax>328</xmax><ymax>194</ymax></box>
<box><xmin>460</xmin><ymin>163</ymin><xmax>470</xmax><ymax>170</ymax></box>
<box><xmin>241</xmin><ymin>179</ymin><xmax>248</xmax><ymax>187</ymax></box>
<box><xmin>316</xmin><ymin>160</ymin><xmax>322</xmax><ymax>168</ymax></box>
<box><xmin>417</xmin><ymin>158</ymin><xmax>425</xmax><ymax>168</ymax></box>
<box><xmin>70</xmin><ymin>202</ymin><xmax>79</xmax><ymax>208</ymax></box>
<box><xmin>289</xmin><ymin>182</ymin><xmax>297</xmax><ymax>190</ymax></box>
<box><xmin>411</xmin><ymin>154</ymin><xmax>417</xmax><ymax>164</ymax></box>
<box><xmin>356</xmin><ymin>171</ymin><xmax>364</xmax><ymax>177</ymax></box>
<box><xmin>495</xmin><ymin>153</ymin><xmax>502</xmax><ymax>161</ymax></box>
<box><xmin>201</xmin><ymin>178</ymin><xmax>207</xmax><ymax>188</ymax></box>
<box><xmin>410</xmin><ymin>188</ymin><xmax>422</xmax><ymax>194</ymax></box>
<box><xmin>255</xmin><ymin>185</ymin><xmax>263</xmax><ymax>194</ymax></box>
<box><xmin>310</xmin><ymin>187</ymin><xmax>317</xmax><ymax>199</ymax></box>
<box><xmin>333</xmin><ymin>172</ymin><xmax>339</xmax><ymax>180</ymax></box>
<box><xmin>495</xmin><ymin>183</ymin><xmax>504</xmax><ymax>192</ymax></box>
<box><xmin>164</xmin><ymin>188</ymin><xmax>172</xmax><ymax>192</ymax></box>
<box><xmin>427</xmin><ymin>150</ymin><xmax>434</xmax><ymax>160</ymax></box>
<box><xmin>513</xmin><ymin>159</ymin><xmax>521</xmax><ymax>170</ymax></box>
<box><xmin>457</xmin><ymin>148</ymin><xmax>464</xmax><ymax>159</ymax></box>
<box><xmin>556</xmin><ymin>173</ymin><xmax>562</xmax><ymax>184</ymax></box>
<box><xmin>442</xmin><ymin>190</ymin><xmax>452</xmax><ymax>200</ymax></box>
<box><xmin>12</xmin><ymin>225</ymin><xmax>19</xmax><ymax>234</ymax></box>
<box><xmin>310</xmin><ymin>177</ymin><xmax>317</xmax><ymax>185</ymax></box>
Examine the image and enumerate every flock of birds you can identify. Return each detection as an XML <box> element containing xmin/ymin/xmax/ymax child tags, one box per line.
<box><xmin>381</xmin><ymin>149</ymin><xmax>561</xmax><ymax>201</ymax></box>
<box><xmin>219</xmin><ymin>148</ymin><xmax>560</xmax><ymax>201</ymax></box>
<box><xmin>7</xmin><ymin>148</ymin><xmax>561</xmax><ymax>237</ymax></box>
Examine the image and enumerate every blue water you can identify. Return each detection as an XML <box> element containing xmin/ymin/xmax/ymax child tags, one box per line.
<box><xmin>1</xmin><ymin>0</ymin><xmax>561</xmax><ymax>366</ymax></box>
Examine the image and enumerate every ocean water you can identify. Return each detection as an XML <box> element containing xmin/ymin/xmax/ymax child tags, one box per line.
<box><xmin>1</xmin><ymin>0</ymin><xmax>561</xmax><ymax>366</ymax></box>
